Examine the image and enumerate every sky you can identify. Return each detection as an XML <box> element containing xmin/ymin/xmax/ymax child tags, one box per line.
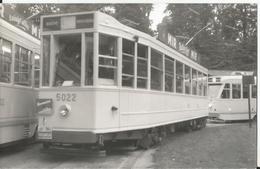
<box><xmin>150</xmin><ymin>3</ymin><xmax>169</xmax><ymax>31</ymax></box>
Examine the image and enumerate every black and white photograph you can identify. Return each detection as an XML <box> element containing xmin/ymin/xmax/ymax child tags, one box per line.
<box><xmin>0</xmin><ymin>2</ymin><xmax>258</xmax><ymax>168</ymax></box>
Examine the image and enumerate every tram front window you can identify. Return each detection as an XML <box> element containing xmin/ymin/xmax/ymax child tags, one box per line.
<box><xmin>208</xmin><ymin>84</ymin><xmax>222</xmax><ymax>98</ymax></box>
<box><xmin>53</xmin><ymin>35</ymin><xmax>81</xmax><ymax>86</ymax></box>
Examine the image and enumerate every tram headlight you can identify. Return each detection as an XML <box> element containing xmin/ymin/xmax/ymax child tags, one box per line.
<box><xmin>59</xmin><ymin>104</ymin><xmax>71</xmax><ymax>118</ymax></box>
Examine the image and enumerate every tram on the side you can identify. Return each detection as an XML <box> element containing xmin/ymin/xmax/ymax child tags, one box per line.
<box><xmin>37</xmin><ymin>11</ymin><xmax>208</xmax><ymax>149</ymax></box>
<box><xmin>0</xmin><ymin>17</ymin><xmax>40</xmax><ymax>147</ymax></box>
<box><xmin>208</xmin><ymin>74</ymin><xmax>257</xmax><ymax>121</ymax></box>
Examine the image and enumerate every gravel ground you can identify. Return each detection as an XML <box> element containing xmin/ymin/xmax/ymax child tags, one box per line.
<box><xmin>153</xmin><ymin>121</ymin><xmax>256</xmax><ymax>168</ymax></box>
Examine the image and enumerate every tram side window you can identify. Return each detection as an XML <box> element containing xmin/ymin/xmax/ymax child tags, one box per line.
<box><xmin>151</xmin><ymin>49</ymin><xmax>163</xmax><ymax>91</ymax></box>
<box><xmin>198</xmin><ymin>72</ymin><xmax>203</xmax><ymax>96</ymax></box>
<box><xmin>243</xmin><ymin>85</ymin><xmax>249</xmax><ymax>98</ymax></box>
<box><xmin>34</xmin><ymin>54</ymin><xmax>40</xmax><ymax>88</ymax></box>
<box><xmin>232</xmin><ymin>84</ymin><xmax>241</xmax><ymax>99</ymax></box>
<box><xmin>252</xmin><ymin>85</ymin><xmax>257</xmax><ymax>98</ymax></box>
<box><xmin>42</xmin><ymin>36</ymin><xmax>50</xmax><ymax>86</ymax></box>
<box><xmin>165</xmin><ymin>56</ymin><xmax>174</xmax><ymax>92</ymax></box>
<box><xmin>184</xmin><ymin>65</ymin><xmax>191</xmax><ymax>94</ymax></box>
<box><xmin>14</xmin><ymin>45</ymin><xmax>32</xmax><ymax>86</ymax></box>
<box><xmin>137</xmin><ymin>44</ymin><xmax>148</xmax><ymax>89</ymax></box>
<box><xmin>85</xmin><ymin>33</ymin><xmax>93</xmax><ymax>86</ymax></box>
<box><xmin>98</xmin><ymin>34</ymin><xmax>117</xmax><ymax>85</ymax></box>
<box><xmin>122</xmin><ymin>39</ymin><xmax>134</xmax><ymax>87</ymax></box>
<box><xmin>176</xmin><ymin>61</ymin><xmax>183</xmax><ymax>93</ymax></box>
<box><xmin>221</xmin><ymin>83</ymin><xmax>230</xmax><ymax>99</ymax></box>
<box><xmin>0</xmin><ymin>38</ymin><xmax>12</xmax><ymax>83</ymax></box>
<box><xmin>203</xmin><ymin>73</ymin><xmax>207</xmax><ymax>96</ymax></box>
<box><xmin>192</xmin><ymin>69</ymin><xmax>197</xmax><ymax>95</ymax></box>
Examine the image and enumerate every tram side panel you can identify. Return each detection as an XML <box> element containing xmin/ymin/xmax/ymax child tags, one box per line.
<box><xmin>0</xmin><ymin>85</ymin><xmax>37</xmax><ymax>145</ymax></box>
<box><xmin>119</xmin><ymin>91</ymin><xmax>208</xmax><ymax>129</ymax></box>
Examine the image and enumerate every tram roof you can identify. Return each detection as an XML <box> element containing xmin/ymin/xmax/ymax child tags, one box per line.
<box><xmin>41</xmin><ymin>11</ymin><xmax>207</xmax><ymax>73</ymax></box>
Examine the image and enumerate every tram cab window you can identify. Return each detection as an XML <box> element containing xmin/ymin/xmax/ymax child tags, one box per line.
<box><xmin>42</xmin><ymin>36</ymin><xmax>50</xmax><ymax>86</ymax></box>
<box><xmin>151</xmin><ymin>49</ymin><xmax>163</xmax><ymax>91</ymax></box>
<box><xmin>98</xmin><ymin>34</ymin><xmax>117</xmax><ymax>85</ymax></box>
<box><xmin>192</xmin><ymin>69</ymin><xmax>197</xmax><ymax>95</ymax></box>
<box><xmin>122</xmin><ymin>39</ymin><xmax>134</xmax><ymax>87</ymax></box>
<box><xmin>53</xmin><ymin>34</ymin><xmax>81</xmax><ymax>86</ymax></box>
<box><xmin>85</xmin><ymin>33</ymin><xmax>93</xmax><ymax>86</ymax></box>
<box><xmin>252</xmin><ymin>85</ymin><xmax>257</xmax><ymax>98</ymax></box>
<box><xmin>14</xmin><ymin>45</ymin><xmax>32</xmax><ymax>86</ymax></box>
<box><xmin>34</xmin><ymin>54</ymin><xmax>40</xmax><ymax>88</ymax></box>
<box><xmin>137</xmin><ymin>44</ymin><xmax>148</xmax><ymax>89</ymax></box>
<box><xmin>176</xmin><ymin>61</ymin><xmax>184</xmax><ymax>93</ymax></box>
<box><xmin>184</xmin><ymin>65</ymin><xmax>191</xmax><ymax>94</ymax></box>
<box><xmin>165</xmin><ymin>56</ymin><xmax>174</xmax><ymax>92</ymax></box>
<box><xmin>0</xmin><ymin>38</ymin><xmax>12</xmax><ymax>83</ymax></box>
<box><xmin>208</xmin><ymin>84</ymin><xmax>222</xmax><ymax>98</ymax></box>
<box><xmin>221</xmin><ymin>83</ymin><xmax>230</xmax><ymax>99</ymax></box>
<box><xmin>232</xmin><ymin>84</ymin><xmax>241</xmax><ymax>99</ymax></box>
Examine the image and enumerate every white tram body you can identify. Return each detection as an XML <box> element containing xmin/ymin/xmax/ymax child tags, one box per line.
<box><xmin>38</xmin><ymin>12</ymin><xmax>208</xmax><ymax>146</ymax></box>
<box><xmin>208</xmin><ymin>75</ymin><xmax>257</xmax><ymax>121</ymax></box>
<box><xmin>0</xmin><ymin>17</ymin><xmax>40</xmax><ymax>146</ymax></box>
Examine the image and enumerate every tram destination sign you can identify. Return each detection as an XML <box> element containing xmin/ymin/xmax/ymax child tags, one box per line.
<box><xmin>43</xmin><ymin>14</ymin><xmax>94</xmax><ymax>31</ymax></box>
<box><xmin>158</xmin><ymin>23</ymin><xmax>200</xmax><ymax>63</ymax></box>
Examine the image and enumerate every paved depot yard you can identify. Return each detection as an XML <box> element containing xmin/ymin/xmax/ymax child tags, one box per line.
<box><xmin>0</xmin><ymin>121</ymin><xmax>256</xmax><ymax>168</ymax></box>
<box><xmin>154</xmin><ymin>121</ymin><xmax>257</xmax><ymax>168</ymax></box>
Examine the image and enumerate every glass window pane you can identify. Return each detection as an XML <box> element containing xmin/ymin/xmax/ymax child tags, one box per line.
<box><xmin>85</xmin><ymin>33</ymin><xmax>93</xmax><ymax>85</ymax></box>
<box><xmin>243</xmin><ymin>85</ymin><xmax>249</xmax><ymax>98</ymax></box>
<box><xmin>53</xmin><ymin>34</ymin><xmax>81</xmax><ymax>86</ymax></box>
<box><xmin>122</xmin><ymin>75</ymin><xmax>134</xmax><ymax>87</ymax></box>
<box><xmin>151</xmin><ymin>49</ymin><xmax>162</xmax><ymax>69</ymax></box>
<box><xmin>185</xmin><ymin>65</ymin><xmax>191</xmax><ymax>94</ymax></box>
<box><xmin>232</xmin><ymin>84</ymin><xmax>241</xmax><ymax>99</ymax></box>
<box><xmin>123</xmin><ymin>39</ymin><xmax>134</xmax><ymax>55</ymax></box>
<box><xmin>176</xmin><ymin>61</ymin><xmax>183</xmax><ymax>93</ymax></box>
<box><xmin>151</xmin><ymin>68</ymin><xmax>162</xmax><ymax>90</ymax></box>
<box><xmin>203</xmin><ymin>73</ymin><xmax>207</xmax><ymax>96</ymax></box>
<box><xmin>221</xmin><ymin>83</ymin><xmax>230</xmax><ymax>99</ymax></box>
<box><xmin>252</xmin><ymin>85</ymin><xmax>257</xmax><ymax>98</ymax></box>
<box><xmin>0</xmin><ymin>38</ymin><xmax>12</xmax><ymax>83</ymax></box>
<box><xmin>192</xmin><ymin>69</ymin><xmax>197</xmax><ymax>95</ymax></box>
<box><xmin>165</xmin><ymin>75</ymin><xmax>173</xmax><ymax>92</ymax></box>
<box><xmin>137</xmin><ymin>44</ymin><xmax>148</xmax><ymax>58</ymax></box>
<box><xmin>99</xmin><ymin>67</ymin><xmax>116</xmax><ymax>80</ymax></box>
<box><xmin>137</xmin><ymin>78</ymin><xmax>147</xmax><ymax>88</ymax></box>
<box><xmin>99</xmin><ymin>34</ymin><xmax>117</xmax><ymax>57</ymax></box>
<box><xmin>122</xmin><ymin>55</ymin><xmax>134</xmax><ymax>75</ymax></box>
<box><xmin>42</xmin><ymin>36</ymin><xmax>50</xmax><ymax>86</ymax></box>
<box><xmin>137</xmin><ymin>59</ymin><xmax>147</xmax><ymax>77</ymax></box>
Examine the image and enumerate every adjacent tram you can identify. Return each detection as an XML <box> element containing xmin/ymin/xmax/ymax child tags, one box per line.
<box><xmin>37</xmin><ymin>11</ymin><xmax>208</xmax><ymax>149</ymax></box>
<box><xmin>0</xmin><ymin>17</ymin><xmax>40</xmax><ymax>146</ymax></box>
<box><xmin>208</xmin><ymin>74</ymin><xmax>257</xmax><ymax>121</ymax></box>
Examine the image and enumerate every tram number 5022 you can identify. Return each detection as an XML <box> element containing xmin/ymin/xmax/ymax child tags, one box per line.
<box><xmin>56</xmin><ymin>93</ymin><xmax>76</xmax><ymax>102</ymax></box>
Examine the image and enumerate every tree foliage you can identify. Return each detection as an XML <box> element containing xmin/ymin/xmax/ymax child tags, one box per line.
<box><xmin>165</xmin><ymin>4</ymin><xmax>257</xmax><ymax>72</ymax></box>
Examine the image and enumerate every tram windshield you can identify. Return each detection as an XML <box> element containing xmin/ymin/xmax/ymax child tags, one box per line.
<box><xmin>208</xmin><ymin>84</ymin><xmax>222</xmax><ymax>98</ymax></box>
<box><xmin>53</xmin><ymin>34</ymin><xmax>81</xmax><ymax>86</ymax></box>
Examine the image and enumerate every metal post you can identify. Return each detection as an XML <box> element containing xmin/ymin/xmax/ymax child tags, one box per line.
<box><xmin>248</xmin><ymin>84</ymin><xmax>252</xmax><ymax>128</ymax></box>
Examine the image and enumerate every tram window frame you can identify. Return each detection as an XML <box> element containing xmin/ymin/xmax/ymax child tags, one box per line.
<box><xmin>184</xmin><ymin>65</ymin><xmax>191</xmax><ymax>94</ymax></box>
<box><xmin>232</xmin><ymin>83</ymin><xmax>241</xmax><ymax>99</ymax></box>
<box><xmin>122</xmin><ymin>39</ymin><xmax>135</xmax><ymax>87</ymax></box>
<box><xmin>150</xmin><ymin>48</ymin><xmax>163</xmax><ymax>91</ymax></box>
<box><xmin>42</xmin><ymin>35</ymin><xmax>51</xmax><ymax>87</ymax></box>
<box><xmin>137</xmin><ymin>43</ymin><xmax>148</xmax><ymax>89</ymax></box>
<box><xmin>14</xmin><ymin>45</ymin><xmax>33</xmax><ymax>87</ymax></box>
<box><xmin>98</xmin><ymin>34</ymin><xmax>118</xmax><ymax>85</ymax></box>
<box><xmin>0</xmin><ymin>38</ymin><xmax>12</xmax><ymax>83</ymax></box>
<box><xmin>176</xmin><ymin>61</ymin><xmax>184</xmax><ymax>93</ymax></box>
<box><xmin>164</xmin><ymin>56</ymin><xmax>174</xmax><ymax>92</ymax></box>
<box><xmin>221</xmin><ymin>83</ymin><xmax>230</xmax><ymax>99</ymax></box>
<box><xmin>192</xmin><ymin>68</ymin><xmax>197</xmax><ymax>95</ymax></box>
<box><xmin>85</xmin><ymin>33</ymin><xmax>94</xmax><ymax>86</ymax></box>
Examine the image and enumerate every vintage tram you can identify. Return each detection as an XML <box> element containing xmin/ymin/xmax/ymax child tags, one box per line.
<box><xmin>0</xmin><ymin>16</ymin><xmax>40</xmax><ymax>147</ymax></box>
<box><xmin>37</xmin><ymin>11</ymin><xmax>208</xmax><ymax>149</ymax></box>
